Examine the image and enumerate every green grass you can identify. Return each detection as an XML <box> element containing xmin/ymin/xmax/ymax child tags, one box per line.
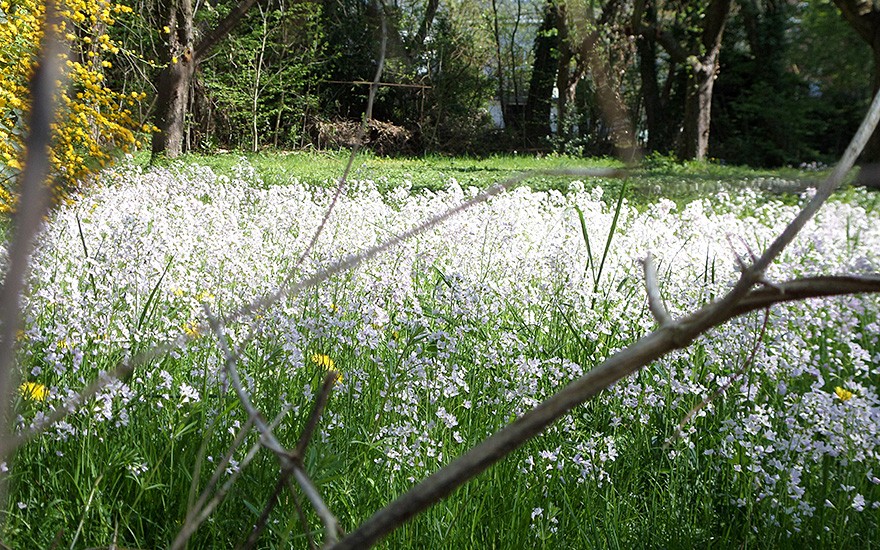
<box><xmin>135</xmin><ymin>149</ymin><xmax>835</xmax><ymax>207</ymax></box>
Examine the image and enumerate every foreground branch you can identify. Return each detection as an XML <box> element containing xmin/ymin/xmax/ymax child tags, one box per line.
<box><xmin>0</xmin><ymin>6</ymin><xmax>63</xmax><ymax>434</ymax></box>
<box><xmin>330</xmin><ymin>273</ymin><xmax>880</xmax><ymax>549</ymax></box>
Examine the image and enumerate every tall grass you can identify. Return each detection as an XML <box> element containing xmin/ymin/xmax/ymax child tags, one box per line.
<box><xmin>2</xmin><ymin>158</ymin><xmax>878</xmax><ymax>548</ymax></box>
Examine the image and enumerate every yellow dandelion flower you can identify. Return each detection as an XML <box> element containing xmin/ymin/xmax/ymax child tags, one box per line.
<box><xmin>183</xmin><ymin>322</ymin><xmax>202</xmax><ymax>339</ymax></box>
<box><xmin>311</xmin><ymin>353</ymin><xmax>342</xmax><ymax>383</ymax></box>
<box><xmin>834</xmin><ymin>386</ymin><xmax>854</xmax><ymax>402</ymax></box>
<box><xmin>19</xmin><ymin>382</ymin><xmax>49</xmax><ymax>402</ymax></box>
<box><xmin>311</xmin><ymin>353</ymin><xmax>335</xmax><ymax>370</ymax></box>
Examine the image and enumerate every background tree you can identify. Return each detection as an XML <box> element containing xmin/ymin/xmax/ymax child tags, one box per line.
<box><xmin>831</xmin><ymin>0</ymin><xmax>880</xmax><ymax>160</ymax></box>
<box><xmin>199</xmin><ymin>0</ymin><xmax>324</xmax><ymax>151</ymax></box>
<box><xmin>656</xmin><ymin>0</ymin><xmax>730</xmax><ymax>160</ymax></box>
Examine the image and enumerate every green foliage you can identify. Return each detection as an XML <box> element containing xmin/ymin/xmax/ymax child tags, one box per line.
<box><xmin>419</xmin><ymin>10</ymin><xmax>495</xmax><ymax>151</ymax></box>
<box><xmin>712</xmin><ymin>0</ymin><xmax>871</xmax><ymax>167</ymax></box>
<box><xmin>200</xmin><ymin>0</ymin><xmax>325</xmax><ymax>151</ymax></box>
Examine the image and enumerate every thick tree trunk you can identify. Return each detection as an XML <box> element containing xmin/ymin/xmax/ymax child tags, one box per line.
<box><xmin>151</xmin><ymin>0</ymin><xmax>259</xmax><ymax>159</ymax></box>
<box><xmin>524</xmin><ymin>1</ymin><xmax>559</xmax><ymax>144</ymax></box>
<box><xmin>651</xmin><ymin>0</ymin><xmax>730</xmax><ymax>160</ymax></box>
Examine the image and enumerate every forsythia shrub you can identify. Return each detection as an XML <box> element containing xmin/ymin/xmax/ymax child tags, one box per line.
<box><xmin>0</xmin><ymin>0</ymin><xmax>149</xmax><ymax>212</ymax></box>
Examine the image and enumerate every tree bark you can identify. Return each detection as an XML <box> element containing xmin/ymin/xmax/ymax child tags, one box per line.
<box><xmin>633</xmin><ymin>0</ymin><xmax>667</xmax><ymax>152</ymax></box>
<box><xmin>491</xmin><ymin>0</ymin><xmax>508</xmax><ymax>127</ymax></box>
<box><xmin>645</xmin><ymin>0</ymin><xmax>731</xmax><ymax>160</ymax></box>
<box><xmin>152</xmin><ymin>55</ymin><xmax>195</xmax><ymax>157</ymax></box>
<box><xmin>151</xmin><ymin>0</ymin><xmax>194</xmax><ymax>158</ymax></box>
<box><xmin>554</xmin><ymin>3</ymin><xmax>573</xmax><ymax>138</ymax></box>
<box><xmin>680</xmin><ymin>58</ymin><xmax>719</xmax><ymax>160</ymax></box>
<box><xmin>524</xmin><ymin>1</ymin><xmax>560</xmax><ymax>144</ymax></box>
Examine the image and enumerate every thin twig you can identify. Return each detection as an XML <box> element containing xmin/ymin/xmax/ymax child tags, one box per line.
<box><xmin>239</xmin><ymin>469</ymin><xmax>294</xmax><ymax>550</ymax></box>
<box><xmin>642</xmin><ymin>252</ymin><xmax>670</xmax><ymax>325</ymax></box>
<box><xmin>205</xmin><ymin>305</ymin><xmax>342</xmax><ymax>546</ymax></box>
<box><xmin>292</xmin><ymin>465</ymin><xmax>342</xmax><ymax>544</ymax></box>
<box><xmin>295</xmin><ymin>373</ymin><xmax>337</xmax><ymax>459</ymax></box>
<box><xmin>291</xmin><ymin>487</ymin><xmax>318</xmax><ymax>550</ymax></box>
<box><xmin>174</xmin><ymin>415</ymin><xmax>255</xmax><ymax>548</ymax></box>
<box><xmin>699</xmin><ymin>87</ymin><xmax>880</xmax><ymax>331</ymax></box>
<box><xmin>203</xmin><ymin>305</ymin><xmax>287</xmax><ymax>458</ymax></box>
<box><xmin>171</xmin><ymin>406</ymin><xmax>293</xmax><ymax>549</ymax></box>
<box><xmin>664</xmin><ymin>307</ymin><xmax>770</xmax><ymax>447</ymax></box>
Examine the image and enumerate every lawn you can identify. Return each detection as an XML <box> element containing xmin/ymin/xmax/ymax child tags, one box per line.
<box><xmin>2</xmin><ymin>154</ymin><xmax>878</xmax><ymax>548</ymax></box>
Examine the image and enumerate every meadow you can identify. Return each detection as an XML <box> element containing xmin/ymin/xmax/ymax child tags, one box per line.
<box><xmin>1</xmin><ymin>153</ymin><xmax>879</xmax><ymax>548</ymax></box>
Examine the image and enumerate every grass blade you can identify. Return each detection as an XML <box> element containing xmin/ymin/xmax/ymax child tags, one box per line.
<box><xmin>137</xmin><ymin>257</ymin><xmax>173</xmax><ymax>330</ymax></box>
<box><xmin>574</xmin><ymin>204</ymin><xmax>595</xmax><ymax>285</ymax></box>
<box><xmin>594</xmin><ymin>179</ymin><xmax>628</xmax><ymax>294</ymax></box>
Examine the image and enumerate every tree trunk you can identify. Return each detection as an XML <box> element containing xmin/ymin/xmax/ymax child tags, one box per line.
<box><xmin>491</xmin><ymin>0</ymin><xmax>508</xmax><ymax>127</ymax></box>
<box><xmin>651</xmin><ymin>0</ymin><xmax>730</xmax><ymax>160</ymax></box>
<box><xmin>151</xmin><ymin>0</ymin><xmax>260</xmax><ymax>159</ymax></box>
<box><xmin>152</xmin><ymin>56</ymin><xmax>195</xmax><ymax>158</ymax></box>
<box><xmin>524</xmin><ymin>1</ymin><xmax>559</xmax><ymax>144</ymax></box>
<box><xmin>633</xmin><ymin>0</ymin><xmax>666</xmax><ymax>152</ymax></box>
<box><xmin>832</xmin><ymin>0</ymin><xmax>880</xmax><ymax>161</ymax></box>
<box><xmin>680</xmin><ymin>64</ymin><xmax>717</xmax><ymax>160</ymax></box>
<box><xmin>868</xmin><ymin>26</ymin><xmax>880</xmax><ymax>160</ymax></box>
<box><xmin>555</xmin><ymin>3</ymin><xmax>573</xmax><ymax>139</ymax></box>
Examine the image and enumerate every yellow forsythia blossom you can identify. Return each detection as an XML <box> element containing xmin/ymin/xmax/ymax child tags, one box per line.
<box><xmin>0</xmin><ymin>0</ymin><xmax>147</xmax><ymax>213</ymax></box>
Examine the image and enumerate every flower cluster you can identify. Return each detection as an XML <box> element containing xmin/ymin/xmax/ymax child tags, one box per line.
<box><xmin>8</xmin><ymin>160</ymin><xmax>880</xmax><ymax>540</ymax></box>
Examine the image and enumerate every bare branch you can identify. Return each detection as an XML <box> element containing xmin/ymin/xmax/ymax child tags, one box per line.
<box><xmin>329</xmin><ymin>274</ymin><xmax>880</xmax><ymax>549</ymax></box>
<box><xmin>240</xmin><ymin>470</ymin><xmax>293</xmax><ymax>550</ymax></box>
<box><xmin>0</xmin><ymin>5</ymin><xmax>64</xmax><ymax>432</ymax></box>
<box><xmin>710</xmin><ymin>87</ymin><xmax>880</xmax><ymax>321</ymax></box>
<box><xmin>203</xmin><ymin>305</ymin><xmax>288</xmax><ymax>458</ymax></box>
<box><xmin>202</xmin><ymin>308</ymin><xmax>341</xmax><ymax>546</ymax></box>
<box><xmin>295</xmin><ymin>373</ymin><xmax>337</xmax><ymax>459</ymax></box>
<box><xmin>641</xmin><ymin>252</ymin><xmax>670</xmax><ymax>325</ymax></box>
<box><xmin>291</xmin><ymin>487</ymin><xmax>318</xmax><ymax>550</ymax></box>
<box><xmin>173</xmin><ymin>416</ymin><xmax>255</xmax><ymax>549</ymax></box>
<box><xmin>171</xmin><ymin>406</ymin><xmax>293</xmax><ymax>549</ymax></box>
